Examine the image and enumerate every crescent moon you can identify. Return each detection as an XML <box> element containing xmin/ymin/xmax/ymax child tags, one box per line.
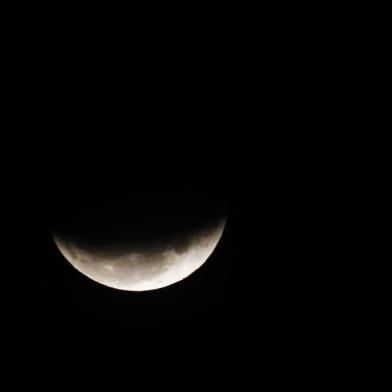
<box><xmin>53</xmin><ymin>218</ymin><xmax>226</xmax><ymax>291</ymax></box>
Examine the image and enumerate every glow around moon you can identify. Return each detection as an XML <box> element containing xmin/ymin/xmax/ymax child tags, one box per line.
<box><xmin>53</xmin><ymin>219</ymin><xmax>226</xmax><ymax>291</ymax></box>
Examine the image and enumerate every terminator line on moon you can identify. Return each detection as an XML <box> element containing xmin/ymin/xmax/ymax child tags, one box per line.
<box><xmin>53</xmin><ymin>218</ymin><xmax>226</xmax><ymax>291</ymax></box>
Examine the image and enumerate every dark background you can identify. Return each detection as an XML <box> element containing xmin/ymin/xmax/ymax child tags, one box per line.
<box><xmin>0</xmin><ymin>7</ymin><xmax>356</xmax><ymax>384</ymax></box>
<box><xmin>12</xmin><ymin>106</ymin><xmax>269</xmax><ymax>351</ymax></box>
<box><xmin>5</xmin><ymin>46</ymin><xmax>317</xmax><ymax>354</ymax></box>
<box><xmin>0</xmin><ymin>9</ymin><xmax>366</xmax><ymax>386</ymax></box>
<box><xmin>5</xmin><ymin>89</ymin><xmax>313</xmax><ymax>358</ymax></box>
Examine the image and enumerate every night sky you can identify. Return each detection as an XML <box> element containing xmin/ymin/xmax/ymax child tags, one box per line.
<box><xmin>8</xmin><ymin>97</ymin><xmax>303</xmax><ymax>355</ymax></box>
<box><xmin>1</xmin><ymin>11</ymin><xmax>339</xmax><ymax>382</ymax></box>
<box><xmin>22</xmin><ymin>127</ymin><xmax>267</xmax><ymax>349</ymax></box>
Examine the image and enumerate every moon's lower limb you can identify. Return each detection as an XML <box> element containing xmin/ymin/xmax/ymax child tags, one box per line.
<box><xmin>53</xmin><ymin>218</ymin><xmax>226</xmax><ymax>291</ymax></box>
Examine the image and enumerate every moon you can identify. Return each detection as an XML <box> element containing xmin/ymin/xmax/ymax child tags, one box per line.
<box><xmin>50</xmin><ymin>172</ymin><xmax>227</xmax><ymax>292</ymax></box>
<box><xmin>53</xmin><ymin>218</ymin><xmax>226</xmax><ymax>291</ymax></box>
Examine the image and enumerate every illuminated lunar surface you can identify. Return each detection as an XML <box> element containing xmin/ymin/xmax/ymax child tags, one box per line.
<box><xmin>53</xmin><ymin>219</ymin><xmax>226</xmax><ymax>291</ymax></box>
